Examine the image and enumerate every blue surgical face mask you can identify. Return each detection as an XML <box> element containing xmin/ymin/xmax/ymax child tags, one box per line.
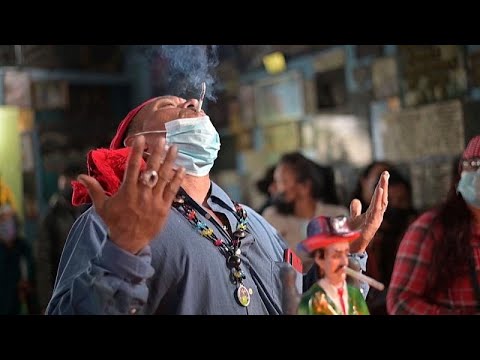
<box><xmin>165</xmin><ymin>115</ymin><xmax>221</xmax><ymax>177</ymax></box>
<box><xmin>457</xmin><ymin>170</ymin><xmax>480</xmax><ymax>208</ymax></box>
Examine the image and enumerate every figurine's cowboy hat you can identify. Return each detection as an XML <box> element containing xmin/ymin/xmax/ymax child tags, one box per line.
<box><xmin>297</xmin><ymin>216</ymin><xmax>361</xmax><ymax>255</ymax></box>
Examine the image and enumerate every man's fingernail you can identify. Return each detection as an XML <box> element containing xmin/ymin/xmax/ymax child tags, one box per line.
<box><xmin>77</xmin><ymin>175</ymin><xmax>87</xmax><ymax>186</ymax></box>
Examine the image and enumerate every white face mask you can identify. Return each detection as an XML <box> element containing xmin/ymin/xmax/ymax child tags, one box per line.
<box><xmin>457</xmin><ymin>170</ymin><xmax>480</xmax><ymax>208</ymax></box>
<box><xmin>165</xmin><ymin>115</ymin><xmax>221</xmax><ymax>177</ymax></box>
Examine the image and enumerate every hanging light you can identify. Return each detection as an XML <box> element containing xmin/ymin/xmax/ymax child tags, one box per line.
<box><xmin>263</xmin><ymin>51</ymin><xmax>286</xmax><ymax>74</ymax></box>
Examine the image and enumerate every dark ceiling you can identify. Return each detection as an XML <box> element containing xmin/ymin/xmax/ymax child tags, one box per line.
<box><xmin>0</xmin><ymin>45</ymin><xmax>124</xmax><ymax>72</ymax></box>
<box><xmin>0</xmin><ymin>45</ymin><xmax>335</xmax><ymax>74</ymax></box>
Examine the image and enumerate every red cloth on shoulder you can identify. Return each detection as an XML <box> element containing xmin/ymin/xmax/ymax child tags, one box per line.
<box><xmin>71</xmin><ymin>147</ymin><xmax>147</xmax><ymax>206</ymax></box>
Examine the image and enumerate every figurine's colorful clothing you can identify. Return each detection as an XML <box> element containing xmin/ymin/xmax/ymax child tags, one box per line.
<box><xmin>298</xmin><ymin>281</ymin><xmax>369</xmax><ymax>315</ymax></box>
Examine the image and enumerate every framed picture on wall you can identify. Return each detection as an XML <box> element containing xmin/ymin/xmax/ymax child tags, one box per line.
<box><xmin>254</xmin><ymin>71</ymin><xmax>305</xmax><ymax>126</ymax></box>
<box><xmin>4</xmin><ymin>70</ymin><xmax>32</xmax><ymax>108</ymax></box>
<box><xmin>399</xmin><ymin>45</ymin><xmax>467</xmax><ymax>107</ymax></box>
<box><xmin>301</xmin><ymin>114</ymin><xmax>373</xmax><ymax>167</ymax></box>
<box><xmin>372</xmin><ymin>57</ymin><xmax>399</xmax><ymax>99</ymax></box>
<box><xmin>356</xmin><ymin>45</ymin><xmax>384</xmax><ymax>59</ymax></box>
<box><xmin>261</xmin><ymin>121</ymin><xmax>301</xmax><ymax>154</ymax></box>
<box><xmin>32</xmin><ymin>80</ymin><xmax>69</xmax><ymax>110</ymax></box>
<box><xmin>315</xmin><ymin>68</ymin><xmax>347</xmax><ymax>109</ymax></box>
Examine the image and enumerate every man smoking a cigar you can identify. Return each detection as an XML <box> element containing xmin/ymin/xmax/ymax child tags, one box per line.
<box><xmin>46</xmin><ymin>93</ymin><xmax>389</xmax><ymax>315</ymax></box>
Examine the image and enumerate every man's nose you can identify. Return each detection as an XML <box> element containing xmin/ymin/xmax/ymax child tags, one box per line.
<box><xmin>181</xmin><ymin>99</ymin><xmax>199</xmax><ymax>109</ymax></box>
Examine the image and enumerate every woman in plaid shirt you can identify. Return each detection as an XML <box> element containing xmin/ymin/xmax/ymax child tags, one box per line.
<box><xmin>387</xmin><ymin>135</ymin><xmax>480</xmax><ymax>315</ymax></box>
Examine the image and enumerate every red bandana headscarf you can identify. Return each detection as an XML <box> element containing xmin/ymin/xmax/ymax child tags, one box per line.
<box><xmin>457</xmin><ymin>135</ymin><xmax>480</xmax><ymax>175</ymax></box>
<box><xmin>71</xmin><ymin>97</ymin><xmax>158</xmax><ymax>206</ymax></box>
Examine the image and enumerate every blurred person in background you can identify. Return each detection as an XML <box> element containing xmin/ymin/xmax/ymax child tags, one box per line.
<box><xmin>365</xmin><ymin>167</ymin><xmax>417</xmax><ymax>315</ymax></box>
<box><xmin>0</xmin><ymin>204</ymin><xmax>38</xmax><ymax>314</ymax></box>
<box><xmin>350</xmin><ymin>161</ymin><xmax>393</xmax><ymax>212</ymax></box>
<box><xmin>35</xmin><ymin>163</ymin><xmax>89</xmax><ymax>313</ymax></box>
<box><xmin>255</xmin><ymin>165</ymin><xmax>278</xmax><ymax>215</ymax></box>
<box><xmin>263</xmin><ymin>152</ymin><xmax>348</xmax><ymax>271</ymax></box>
<box><xmin>387</xmin><ymin>136</ymin><xmax>480</xmax><ymax>315</ymax></box>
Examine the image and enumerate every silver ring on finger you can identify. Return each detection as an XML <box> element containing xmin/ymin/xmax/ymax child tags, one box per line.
<box><xmin>140</xmin><ymin>169</ymin><xmax>159</xmax><ymax>188</ymax></box>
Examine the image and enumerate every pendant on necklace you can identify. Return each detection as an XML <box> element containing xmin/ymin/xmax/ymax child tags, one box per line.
<box><xmin>236</xmin><ymin>284</ymin><xmax>251</xmax><ymax>307</ymax></box>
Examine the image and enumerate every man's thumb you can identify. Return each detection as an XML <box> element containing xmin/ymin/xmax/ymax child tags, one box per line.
<box><xmin>77</xmin><ymin>175</ymin><xmax>106</xmax><ymax>209</ymax></box>
<box><xmin>350</xmin><ymin>199</ymin><xmax>362</xmax><ymax>218</ymax></box>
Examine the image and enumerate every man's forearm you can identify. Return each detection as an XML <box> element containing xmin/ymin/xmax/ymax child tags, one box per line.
<box><xmin>47</xmin><ymin>240</ymin><xmax>154</xmax><ymax>315</ymax></box>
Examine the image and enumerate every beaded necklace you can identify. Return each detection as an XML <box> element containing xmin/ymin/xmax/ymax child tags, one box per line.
<box><xmin>172</xmin><ymin>191</ymin><xmax>252</xmax><ymax>307</ymax></box>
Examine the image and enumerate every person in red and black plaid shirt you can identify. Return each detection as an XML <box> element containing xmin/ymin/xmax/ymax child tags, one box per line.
<box><xmin>387</xmin><ymin>135</ymin><xmax>480</xmax><ymax>315</ymax></box>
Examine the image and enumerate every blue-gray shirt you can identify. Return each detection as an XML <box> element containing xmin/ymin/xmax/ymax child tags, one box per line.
<box><xmin>47</xmin><ymin>182</ymin><xmax>367</xmax><ymax>315</ymax></box>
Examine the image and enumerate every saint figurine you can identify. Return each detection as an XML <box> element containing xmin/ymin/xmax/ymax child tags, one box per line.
<box><xmin>296</xmin><ymin>216</ymin><xmax>370</xmax><ymax>315</ymax></box>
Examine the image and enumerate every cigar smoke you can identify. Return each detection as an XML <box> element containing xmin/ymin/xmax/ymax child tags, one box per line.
<box><xmin>136</xmin><ymin>45</ymin><xmax>219</xmax><ymax>103</ymax></box>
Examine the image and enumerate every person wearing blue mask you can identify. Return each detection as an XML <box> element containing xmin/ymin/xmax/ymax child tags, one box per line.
<box><xmin>388</xmin><ymin>135</ymin><xmax>480</xmax><ymax>315</ymax></box>
<box><xmin>47</xmin><ymin>95</ymin><xmax>389</xmax><ymax>315</ymax></box>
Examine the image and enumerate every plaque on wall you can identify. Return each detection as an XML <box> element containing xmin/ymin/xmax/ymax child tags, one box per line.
<box><xmin>380</xmin><ymin>100</ymin><xmax>464</xmax><ymax>211</ymax></box>
<box><xmin>399</xmin><ymin>45</ymin><xmax>467</xmax><ymax>107</ymax></box>
<box><xmin>468</xmin><ymin>50</ymin><xmax>480</xmax><ymax>88</ymax></box>
<box><xmin>301</xmin><ymin>114</ymin><xmax>372</xmax><ymax>167</ymax></box>
<box><xmin>381</xmin><ymin>100</ymin><xmax>464</xmax><ymax>162</ymax></box>
<box><xmin>4</xmin><ymin>70</ymin><xmax>31</xmax><ymax>108</ymax></box>
<box><xmin>254</xmin><ymin>71</ymin><xmax>305</xmax><ymax>126</ymax></box>
<box><xmin>262</xmin><ymin>121</ymin><xmax>300</xmax><ymax>154</ymax></box>
<box><xmin>372</xmin><ymin>57</ymin><xmax>399</xmax><ymax>99</ymax></box>
<box><xmin>356</xmin><ymin>45</ymin><xmax>384</xmax><ymax>59</ymax></box>
<box><xmin>313</xmin><ymin>47</ymin><xmax>345</xmax><ymax>73</ymax></box>
<box><xmin>32</xmin><ymin>80</ymin><xmax>69</xmax><ymax>110</ymax></box>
